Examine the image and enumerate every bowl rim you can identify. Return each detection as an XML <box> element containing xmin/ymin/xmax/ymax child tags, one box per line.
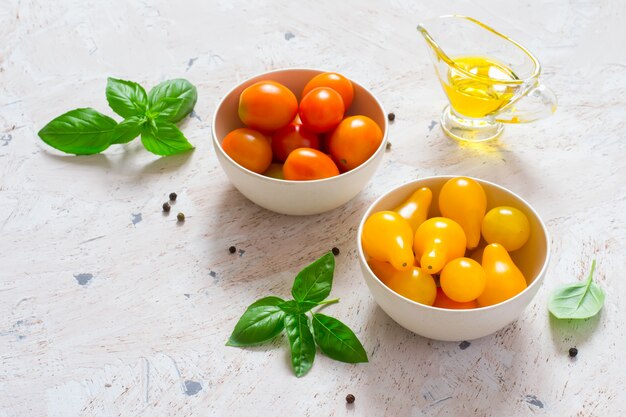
<box><xmin>211</xmin><ymin>67</ymin><xmax>388</xmax><ymax>185</ymax></box>
<box><xmin>357</xmin><ymin>175</ymin><xmax>551</xmax><ymax>313</ymax></box>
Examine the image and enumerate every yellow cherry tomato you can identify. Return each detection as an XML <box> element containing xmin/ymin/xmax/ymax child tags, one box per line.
<box><xmin>439</xmin><ymin>177</ymin><xmax>486</xmax><ymax>250</ymax></box>
<box><xmin>481</xmin><ymin>206</ymin><xmax>530</xmax><ymax>252</ymax></box>
<box><xmin>477</xmin><ymin>243</ymin><xmax>527</xmax><ymax>307</ymax></box>
<box><xmin>413</xmin><ymin>217</ymin><xmax>466</xmax><ymax>274</ymax></box>
<box><xmin>367</xmin><ymin>258</ymin><xmax>399</xmax><ymax>285</ymax></box>
<box><xmin>368</xmin><ymin>258</ymin><xmax>437</xmax><ymax>306</ymax></box>
<box><xmin>386</xmin><ymin>267</ymin><xmax>437</xmax><ymax>306</ymax></box>
<box><xmin>440</xmin><ymin>257</ymin><xmax>487</xmax><ymax>302</ymax></box>
<box><xmin>393</xmin><ymin>187</ymin><xmax>433</xmax><ymax>232</ymax></box>
<box><xmin>362</xmin><ymin>211</ymin><xmax>414</xmax><ymax>271</ymax></box>
<box><xmin>433</xmin><ymin>288</ymin><xmax>478</xmax><ymax>310</ymax></box>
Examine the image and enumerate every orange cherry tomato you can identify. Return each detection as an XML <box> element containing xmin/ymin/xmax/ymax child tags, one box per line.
<box><xmin>302</xmin><ymin>72</ymin><xmax>354</xmax><ymax>110</ymax></box>
<box><xmin>433</xmin><ymin>288</ymin><xmax>478</xmax><ymax>310</ymax></box>
<box><xmin>271</xmin><ymin>123</ymin><xmax>320</xmax><ymax>162</ymax></box>
<box><xmin>299</xmin><ymin>87</ymin><xmax>345</xmax><ymax>133</ymax></box>
<box><xmin>221</xmin><ymin>128</ymin><xmax>272</xmax><ymax>174</ymax></box>
<box><xmin>327</xmin><ymin>115</ymin><xmax>383</xmax><ymax>172</ymax></box>
<box><xmin>282</xmin><ymin>148</ymin><xmax>339</xmax><ymax>180</ymax></box>
<box><xmin>238</xmin><ymin>81</ymin><xmax>298</xmax><ymax>132</ymax></box>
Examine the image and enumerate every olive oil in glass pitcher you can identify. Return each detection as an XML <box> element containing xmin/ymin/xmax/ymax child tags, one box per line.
<box><xmin>417</xmin><ymin>15</ymin><xmax>557</xmax><ymax>142</ymax></box>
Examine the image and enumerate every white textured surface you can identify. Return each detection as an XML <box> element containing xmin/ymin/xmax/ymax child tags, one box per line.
<box><xmin>1</xmin><ymin>1</ymin><xmax>625</xmax><ymax>416</ymax></box>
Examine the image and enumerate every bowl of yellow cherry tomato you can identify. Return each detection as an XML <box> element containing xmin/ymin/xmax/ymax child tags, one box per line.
<box><xmin>357</xmin><ymin>176</ymin><xmax>549</xmax><ymax>341</ymax></box>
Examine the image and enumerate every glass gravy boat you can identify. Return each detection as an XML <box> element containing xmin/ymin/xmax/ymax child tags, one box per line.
<box><xmin>417</xmin><ymin>15</ymin><xmax>557</xmax><ymax>142</ymax></box>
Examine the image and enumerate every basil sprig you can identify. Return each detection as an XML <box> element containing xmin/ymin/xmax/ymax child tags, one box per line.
<box><xmin>548</xmin><ymin>260</ymin><xmax>605</xmax><ymax>319</ymax></box>
<box><xmin>227</xmin><ymin>252</ymin><xmax>368</xmax><ymax>377</ymax></box>
<box><xmin>38</xmin><ymin>77</ymin><xmax>197</xmax><ymax>156</ymax></box>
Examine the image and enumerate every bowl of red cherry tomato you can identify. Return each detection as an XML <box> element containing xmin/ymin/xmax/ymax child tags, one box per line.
<box><xmin>212</xmin><ymin>68</ymin><xmax>388</xmax><ymax>215</ymax></box>
<box><xmin>357</xmin><ymin>176</ymin><xmax>550</xmax><ymax>341</ymax></box>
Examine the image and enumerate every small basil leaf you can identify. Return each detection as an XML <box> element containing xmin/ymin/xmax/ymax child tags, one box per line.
<box><xmin>285</xmin><ymin>313</ymin><xmax>316</xmax><ymax>377</ymax></box>
<box><xmin>549</xmin><ymin>260</ymin><xmax>605</xmax><ymax>319</ymax></box>
<box><xmin>111</xmin><ymin>116</ymin><xmax>145</xmax><ymax>144</ymax></box>
<box><xmin>291</xmin><ymin>252</ymin><xmax>334</xmax><ymax>303</ymax></box>
<box><xmin>106</xmin><ymin>77</ymin><xmax>148</xmax><ymax>118</ymax></box>
<box><xmin>312</xmin><ymin>313</ymin><xmax>368</xmax><ymax>364</ymax></box>
<box><xmin>38</xmin><ymin>108</ymin><xmax>116</xmax><ymax>155</ymax></box>
<box><xmin>140</xmin><ymin>119</ymin><xmax>194</xmax><ymax>156</ymax></box>
<box><xmin>147</xmin><ymin>79</ymin><xmax>197</xmax><ymax>122</ymax></box>
<box><xmin>278</xmin><ymin>300</ymin><xmax>318</xmax><ymax>315</ymax></box>
<box><xmin>226</xmin><ymin>296</ymin><xmax>286</xmax><ymax>347</ymax></box>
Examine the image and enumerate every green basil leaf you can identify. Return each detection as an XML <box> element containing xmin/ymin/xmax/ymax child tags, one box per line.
<box><xmin>140</xmin><ymin>119</ymin><xmax>194</xmax><ymax>156</ymax></box>
<box><xmin>291</xmin><ymin>252</ymin><xmax>334</xmax><ymax>303</ymax></box>
<box><xmin>285</xmin><ymin>313</ymin><xmax>316</xmax><ymax>377</ymax></box>
<box><xmin>38</xmin><ymin>108</ymin><xmax>116</xmax><ymax>155</ymax></box>
<box><xmin>147</xmin><ymin>79</ymin><xmax>197</xmax><ymax>122</ymax></box>
<box><xmin>226</xmin><ymin>296</ymin><xmax>286</xmax><ymax>347</ymax></box>
<box><xmin>249</xmin><ymin>296</ymin><xmax>285</xmax><ymax>308</ymax></box>
<box><xmin>312</xmin><ymin>313</ymin><xmax>368</xmax><ymax>363</ymax></box>
<box><xmin>106</xmin><ymin>77</ymin><xmax>148</xmax><ymax>118</ymax></box>
<box><xmin>278</xmin><ymin>300</ymin><xmax>318</xmax><ymax>315</ymax></box>
<box><xmin>549</xmin><ymin>260</ymin><xmax>605</xmax><ymax>319</ymax></box>
<box><xmin>111</xmin><ymin>115</ymin><xmax>145</xmax><ymax>144</ymax></box>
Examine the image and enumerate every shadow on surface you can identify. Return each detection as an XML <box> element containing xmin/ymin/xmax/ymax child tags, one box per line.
<box><xmin>41</xmin><ymin>151</ymin><xmax>113</xmax><ymax>169</ymax></box>
<box><xmin>139</xmin><ymin>149</ymin><xmax>195</xmax><ymax>175</ymax></box>
<box><xmin>548</xmin><ymin>312</ymin><xmax>602</xmax><ymax>350</ymax></box>
<box><xmin>41</xmin><ymin>146</ymin><xmax>195</xmax><ymax>176</ymax></box>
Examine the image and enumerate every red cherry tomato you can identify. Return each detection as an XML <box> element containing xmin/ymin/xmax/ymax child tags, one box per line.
<box><xmin>302</xmin><ymin>72</ymin><xmax>354</xmax><ymax>110</ymax></box>
<box><xmin>222</xmin><ymin>128</ymin><xmax>272</xmax><ymax>174</ymax></box>
<box><xmin>238</xmin><ymin>81</ymin><xmax>298</xmax><ymax>131</ymax></box>
<box><xmin>327</xmin><ymin>115</ymin><xmax>383</xmax><ymax>172</ymax></box>
<box><xmin>299</xmin><ymin>87</ymin><xmax>344</xmax><ymax>133</ymax></box>
<box><xmin>283</xmin><ymin>148</ymin><xmax>340</xmax><ymax>180</ymax></box>
<box><xmin>271</xmin><ymin>123</ymin><xmax>320</xmax><ymax>162</ymax></box>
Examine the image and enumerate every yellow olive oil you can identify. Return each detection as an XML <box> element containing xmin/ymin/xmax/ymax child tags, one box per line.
<box><xmin>443</xmin><ymin>56</ymin><xmax>518</xmax><ymax>118</ymax></box>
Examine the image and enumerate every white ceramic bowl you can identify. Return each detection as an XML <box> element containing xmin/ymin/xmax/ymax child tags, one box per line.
<box><xmin>357</xmin><ymin>176</ymin><xmax>550</xmax><ymax>341</ymax></box>
<box><xmin>212</xmin><ymin>68</ymin><xmax>388</xmax><ymax>215</ymax></box>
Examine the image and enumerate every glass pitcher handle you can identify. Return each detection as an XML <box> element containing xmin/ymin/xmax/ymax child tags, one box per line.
<box><xmin>496</xmin><ymin>84</ymin><xmax>558</xmax><ymax>124</ymax></box>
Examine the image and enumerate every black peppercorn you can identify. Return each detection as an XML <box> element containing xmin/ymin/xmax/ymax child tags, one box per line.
<box><xmin>387</xmin><ymin>112</ymin><xmax>395</xmax><ymax>121</ymax></box>
<box><xmin>229</xmin><ymin>246</ymin><xmax>237</xmax><ymax>254</ymax></box>
<box><xmin>169</xmin><ymin>192</ymin><xmax>177</xmax><ymax>201</ymax></box>
<box><xmin>386</xmin><ymin>142</ymin><xmax>391</xmax><ymax>151</ymax></box>
<box><xmin>569</xmin><ymin>347</ymin><xmax>578</xmax><ymax>358</ymax></box>
<box><xmin>162</xmin><ymin>202</ymin><xmax>171</xmax><ymax>212</ymax></box>
<box><xmin>332</xmin><ymin>247</ymin><xmax>340</xmax><ymax>256</ymax></box>
<box><xmin>346</xmin><ymin>394</ymin><xmax>355</xmax><ymax>404</ymax></box>
<box><xmin>177</xmin><ymin>212</ymin><xmax>185</xmax><ymax>222</ymax></box>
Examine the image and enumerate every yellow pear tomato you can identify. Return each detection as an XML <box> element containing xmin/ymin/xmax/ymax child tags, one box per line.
<box><xmin>362</xmin><ymin>211</ymin><xmax>413</xmax><ymax>271</ymax></box>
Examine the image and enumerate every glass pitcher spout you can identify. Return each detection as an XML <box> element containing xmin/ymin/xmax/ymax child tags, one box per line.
<box><xmin>417</xmin><ymin>15</ymin><xmax>557</xmax><ymax>141</ymax></box>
